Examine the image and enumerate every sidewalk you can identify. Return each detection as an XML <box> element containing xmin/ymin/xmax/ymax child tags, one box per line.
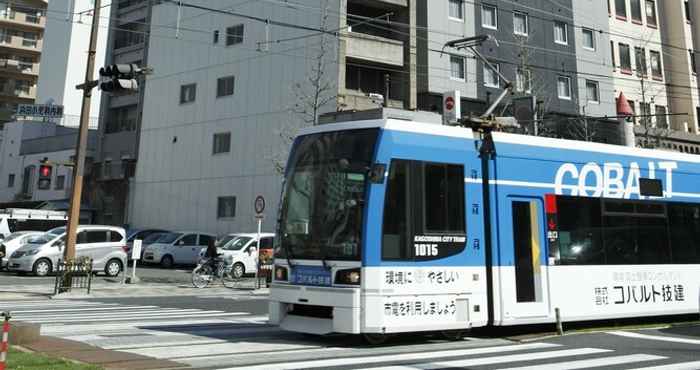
<box><xmin>0</xmin><ymin>281</ymin><xmax>270</xmax><ymax>300</ymax></box>
<box><xmin>18</xmin><ymin>337</ymin><xmax>188</xmax><ymax>370</ymax></box>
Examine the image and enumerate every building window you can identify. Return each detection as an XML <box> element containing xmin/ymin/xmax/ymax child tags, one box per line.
<box><xmin>656</xmin><ymin>105</ymin><xmax>667</xmax><ymax>128</ymax></box>
<box><xmin>685</xmin><ymin>0</ymin><xmax>692</xmax><ymax>22</ymax></box>
<box><xmin>582</xmin><ymin>28</ymin><xmax>595</xmax><ymax>50</ymax></box>
<box><xmin>212</xmin><ymin>132</ymin><xmax>231</xmax><ymax>154</ymax></box>
<box><xmin>226</xmin><ymin>24</ymin><xmax>244</xmax><ymax>46</ymax></box>
<box><xmin>630</xmin><ymin>0</ymin><xmax>643</xmax><ymax>23</ymax></box>
<box><xmin>484</xmin><ymin>63</ymin><xmax>499</xmax><ymax>88</ymax></box>
<box><xmin>690</xmin><ymin>50</ymin><xmax>697</xmax><ymax>73</ymax></box>
<box><xmin>213</xmin><ymin>30</ymin><xmax>219</xmax><ymax>44</ymax></box>
<box><xmin>554</xmin><ymin>21</ymin><xmax>568</xmax><ymax>45</ymax></box>
<box><xmin>628</xmin><ymin>100</ymin><xmax>637</xmax><ymax>124</ymax></box>
<box><xmin>610</xmin><ymin>41</ymin><xmax>616</xmax><ymax>67</ymax></box>
<box><xmin>646</xmin><ymin>0</ymin><xmax>657</xmax><ymax>26</ymax></box>
<box><xmin>513</xmin><ymin>12</ymin><xmax>528</xmax><ymax>36</ymax></box>
<box><xmin>615</xmin><ymin>0</ymin><xmax>627</xmax><ymax>19</ymax></box>
<box><xmin>635</xmin><ymin>47</ymin><xmax>647</xmax><ymax>77</ymax></box>
<box><xmin>450</xmin><ymin>55</ymin><xmax>466</xmax><ymax>80</ymax></box>
<box><xmin>619</xmin><ymin>43</ymin><xmax>632</xmax><ymax>72</ymax></box>
<box><xmin>557</xmin><ymin>76</ymin><xmax>572</xmax><ymax>100</ymax></box>
<box><xmin>586</xmin><ymin>80</ymin><xmax>599</xmax><ymax>103</ymax></box>
<box><xmin>482</xmin><ymin>5</ymin><xmax>497</xmax><ymax>29</ymax></box>
<box><xmin>640</xmin><ymin>102</ymin><xmax>651</xmax><ymax>126</ymax></box>
<box><xmin>7</xmin><ymin>173</ymin><xmax>14</xmax><ymax>188</ymax></box>
<box><xmin>217</xmin><ymin>196</ymin><xmax>236</xmax><ymax>218</ymax></box>
<box><xmin>516</xmin><ymin>69</ymin><xmax>531</xmax><ymax>93</ymax></box>
<box><xmin>55</xmin><ymin>175</ymin><xmax>65</xmax><ymax>190</ymax></box>
<box><xmin>449</xmin><ymin>0</ymin><xmax>464</xmax><ymax>20</ymax></box>
<box><xmin>216</xmin><ymin>75</ymin><xmax>235</xmax><ymax>97</ymax></box>
<box><xmin>650</xmin><ymin>50</ymin><xmax>662</xmax><ymax>79</ymax></box>
<box><xmin>180</xmin><ymin>83</ymin><xmax>196</xmax><ymax>104</ymax></box>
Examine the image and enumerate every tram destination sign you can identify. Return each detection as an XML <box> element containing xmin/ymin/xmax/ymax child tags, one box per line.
<box><xmin>16</xmin><ymin>104</ymin><xmax>64</xmax><ymax>118</ymax></box>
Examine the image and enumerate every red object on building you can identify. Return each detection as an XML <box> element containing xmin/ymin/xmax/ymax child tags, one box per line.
<box><xmin>616</xmin><ymin>92</ymin><xmax>634</xmax><ymax>117</ymax></box>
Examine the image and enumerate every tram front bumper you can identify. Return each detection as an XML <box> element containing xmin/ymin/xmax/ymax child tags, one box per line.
<box><xmin>269</xmin><ymin>283</ymin><xmax>361</xmax><ymax>335</ymax></box>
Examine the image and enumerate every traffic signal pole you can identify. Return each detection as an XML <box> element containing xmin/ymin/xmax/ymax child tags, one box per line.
<box><xmin>64</xmin><ymin>0</ymin><xmax>101</xmax><ymax>265</ymax></box>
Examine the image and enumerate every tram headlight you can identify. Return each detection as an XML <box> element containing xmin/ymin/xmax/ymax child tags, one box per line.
<box><xmin>274</xmin><ymin>265</ymin><xmax>288</xmax><ymax>281</ymax></box>
<box><xmin>335</xmin><ymin>268</ymin><xmax>361</xmax><ymax>285</ymax></box>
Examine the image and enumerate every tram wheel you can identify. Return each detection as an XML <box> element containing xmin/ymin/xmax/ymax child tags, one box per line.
<box><xmin>440</xmin><ymin>330</ymin><xmax>467</xmax><ymax>341</ymax></box>
<box><xmin>363</xmin><ymin>333</ymin><xmax>389</xmax><ymax>345</ymax></box>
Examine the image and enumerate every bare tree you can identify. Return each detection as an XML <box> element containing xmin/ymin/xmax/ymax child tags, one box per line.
<box><xmin>567</xmin><ymin>102</ymin><xmax>597</xmax><ymax>142</ymax></box>
<box><xmin>270</xmin><ymin>0</ymin><xmax>338</xmax><ymax>175</ymax></box>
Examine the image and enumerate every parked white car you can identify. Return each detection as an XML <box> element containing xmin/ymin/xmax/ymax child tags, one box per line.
<box><xmin>200</xmin><ymin>233</ymin><xmax>274</xmax><ymax>278</ymax></box>
<box><xmin>6</xmin><ymin>225</ymin><xmax>127</xmax><ymax>277</ymax></box>
<box><xmin>142</xmin><ymin>231</ymin><xmax>216</xmax><ymax>268</ymax></box>
<box><xmin>0</xmin><ymin>231</ymin><xmax>44</xmax><ymax>270</ymax></box>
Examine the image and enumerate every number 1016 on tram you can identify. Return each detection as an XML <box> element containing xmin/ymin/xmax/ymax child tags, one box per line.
<box><xmin>268</xmin><ymin>119</ymin><xmax>700</xmax><ymax>340</ymax></box>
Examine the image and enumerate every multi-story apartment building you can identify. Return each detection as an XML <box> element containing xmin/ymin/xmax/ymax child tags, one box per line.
<box><xmin>658</xmin><ymin>0</ymin><xmax>700</xmax><ymax>134</ymax></box>
<box><xmin>608</xmin><ymin>0</ymin><xmax>670</xmax><ymax>138</ymax></box>
<box><xmin>94</xmin><ymin>0</ymin><xmax>153</xmax><ymax>225</ymax></box>
<box><xmin>0</xmin><ymin>0</ymin><xmax>46</xmax><ymax>122</ymax></box>
<box><xmin>126</xmin><ymin>0</ymin><xmax>433</xmax><ymax>233</ymax></box>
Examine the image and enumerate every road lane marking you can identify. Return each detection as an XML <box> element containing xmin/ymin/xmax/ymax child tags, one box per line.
<box><xmin>629</xmin><ymin>361</ymin><xmax>700</xmax><ymax>370</ymax></box>
<box><xmin>217</xmin><ymin>343</ymin><xmax>561</xmax><ymax>370</ymax></box>
<box><xmin>9</xmin><ymin>305</ymin><xmax>158</xmax><ymax>313</ymax></box>
<box><xmin>496</xmin><ymin>354</ymin><xmax>666</xmax><ymax>370</ymax></box>
<box><xmin>28</xmin><ymin>312</ymin><xmax>249</xmax><ymax>323</ymax></box>
<box><xmin>12</xmin><ymin>308</ymin><xmax>205</xmax><ymax>319</ymax></box>
<box><xmin>608</xmin><ymin>331</ymin><xmax>700</xmax><ymax>345</ymax></box>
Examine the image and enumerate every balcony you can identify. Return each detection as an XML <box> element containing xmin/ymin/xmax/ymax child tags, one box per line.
<box><xmin>345</xmin><ymin>32</ymin><xmax>404</xmax><ymax>67</ymax></box>
<box><xmin>0</xmin><ymin>10</ymin><xmax>46</xmax><ymax>29</ymax></box>
<box><xmin>95</xmin><ymin>160</ymin><xmax>136</xmax><ymax>182</ymax></box>
<box><xmin>0</xmin><ymin>58</ymin><xmax>38</xmax><ymax>75</ymax></box>
<box><xmin>350</xmin><ymin>0</ymin><xmax>408</xmax><ymax>8</ymax></box>
<box><xmin>0</xmin><ymin>35</ymin><xmax>42</xmax><ymax>52</ymax></box>
<box><xmin>0</xmin><ymin>83</ymin><xmax>35</xmax><ymax>99</ymax></box>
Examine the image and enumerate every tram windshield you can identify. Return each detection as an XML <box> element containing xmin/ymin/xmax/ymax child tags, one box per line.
<box><xmin>276</xmin><ymin>128</ymin><xmax>378</xmax><ymax>261</ymax></box>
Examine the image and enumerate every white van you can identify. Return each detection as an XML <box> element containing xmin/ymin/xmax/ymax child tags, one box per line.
<box><xmin>6</xmin><ymin>225</ymin><xmax>127</xmax><ymax>277</ymax></box>
<box><xmin>0</xmin><ymin>208</ymin><xmax>67</xmax><ymax>241</ymax></box>
<box><xmin>200</xmin><ymin>233</ymin><xmax>274</xmax><ymax>278</ymax></box>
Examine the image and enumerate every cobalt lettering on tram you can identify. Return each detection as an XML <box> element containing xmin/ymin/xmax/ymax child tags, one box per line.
<box><xmin>268</xmin><ymin>119</ymin><xmax>700</xmax><ymax>341</ymax></box>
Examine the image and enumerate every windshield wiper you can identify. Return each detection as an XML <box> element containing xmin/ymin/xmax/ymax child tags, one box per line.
<box><xmin>281</xmin><ymin>238</ymin><xmax>295</xmax><ymax>268</ymax></box>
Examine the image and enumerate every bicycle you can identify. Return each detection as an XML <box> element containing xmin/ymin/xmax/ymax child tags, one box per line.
<box><xmin>191</xmin><ymin>255</ymin><xmax>240</xmax><ymax>288</ymax></box>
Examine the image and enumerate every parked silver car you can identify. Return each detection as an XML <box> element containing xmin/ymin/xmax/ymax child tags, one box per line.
<box><xmin>142</xmin><ymin>231</ymin><xmax>216</xmax><ymax>268</ymax></box>
<box><xmin>6</xmin><ymin>225</ymin><xmax>127</xmax><ymax>277</ymax></box>
<box><xmin>0</xmin><ymin>231</ymin><xmax>43</xmax><ymax>270</ymax></box>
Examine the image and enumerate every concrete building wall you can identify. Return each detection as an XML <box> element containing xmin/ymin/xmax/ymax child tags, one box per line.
<box><xmin>416</xmin><ymin>0</ymin><xmax>477</xmax><ymax>112</ymax></box>
<box><xmin>608</xmin><ymin>0</ymin><xmax>669</xmax><ymax>131</ymax></box>
<box><xmin>659</xmin><ymin>1</ymin><xmax>700</xmax><ymax>134</ymax></box>
<box><xmin>129</xmin><ymin>0</ymin><xmax>342</xmax><ymax>235</ymax></box>
<box><xmin>573</xmin><ymin>0</ymin><xmax>616</xmax><ymax>118</ymax></box>
<box><xmin>36</xmin><ymin>0</ymin><xmax>110</xmax><ymax>118</ymax></box>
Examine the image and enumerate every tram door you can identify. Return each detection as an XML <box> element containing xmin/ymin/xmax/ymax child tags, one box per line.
<box><xmin>503</xmin><ymin>198</ymin><xmax>550</xmax><ymax>320</ymax></box>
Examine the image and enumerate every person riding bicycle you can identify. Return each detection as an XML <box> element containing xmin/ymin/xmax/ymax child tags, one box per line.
<box><xmin>204</xmin><ymin>238</ymin><xmax>222</xmax><ymax>269</ymax></box>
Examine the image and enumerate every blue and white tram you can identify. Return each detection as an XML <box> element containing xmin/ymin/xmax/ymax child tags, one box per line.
<box><xmin>268</xmin><ymin>119</ymin><xmax>700</xmax><ymax>338</ymax></box>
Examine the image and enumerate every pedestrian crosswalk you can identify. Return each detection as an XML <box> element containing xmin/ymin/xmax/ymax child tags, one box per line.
<box><xmin>0</xmin><ymin>299</ymin><xmax>698</xmax><ymax>370</ymax></box>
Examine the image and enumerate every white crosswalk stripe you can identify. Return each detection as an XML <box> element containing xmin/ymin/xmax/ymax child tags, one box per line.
<box><xmin>0</xmin><ymin>300</ymin><xmax>695</xmax><ymax>370</ymax></box>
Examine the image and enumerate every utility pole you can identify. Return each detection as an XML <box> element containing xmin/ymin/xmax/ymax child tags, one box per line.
<box><xmin>64</xmin><ymin>0</ymin><xmax>101</xmax><ymax>264</ymax></box>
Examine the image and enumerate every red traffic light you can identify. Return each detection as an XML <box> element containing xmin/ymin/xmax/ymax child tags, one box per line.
<box><xmin>39</xmin><ymin>164</ymin><xmax>52</xmax><ymax>178</ymax></box>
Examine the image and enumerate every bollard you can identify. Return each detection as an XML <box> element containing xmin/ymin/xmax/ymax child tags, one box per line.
<box><xmin>0</xmin><ymin>311</ymin><xmax>11</xmax><ymax>370</ymax></box>
<box><xmin>555</xmin><ymin>307</ymin><xmax>564</xmax><ymax>336</ymax></box>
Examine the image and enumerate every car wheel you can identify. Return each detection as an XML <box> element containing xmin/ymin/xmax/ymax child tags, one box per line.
<box><xmin>232</xmin><ymin>262</ymin><xmax>245</xmax><ymax>279</ymax></box>
<box><xmin>104</xmin><ymin>259</ymin><xmax>123</xmax><ymax>277</ymax></box>
<box><xmin>32</xmin><ymin>259</ymin><xmax>52</xmax><ymax>277</ymax></box>
<box><xmin>160</xmin><ymin>255</ymin><xmax>174</xmax><ymax>269</ymax></box>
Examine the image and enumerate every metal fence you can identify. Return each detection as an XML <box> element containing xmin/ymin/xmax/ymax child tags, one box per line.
<box><xmin>53</xmin><ymin>259</ymin><xmax>93</xmax><ymax>295</ymax></box>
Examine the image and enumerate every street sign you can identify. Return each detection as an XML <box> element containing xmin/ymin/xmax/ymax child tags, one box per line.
<box><xmin>442</xmin><ymin>90</ymin><xmax>461</xmax><ymax>124</ymax></box>
<box><xmin>131</xmin><ymin>239</ymin><xmax>142</xmax><ymax>261</ymax></box>
<box><xmin>254</xmin><ymin>195</ymin><xmax>265</xmax><ymax>214</ymax></box>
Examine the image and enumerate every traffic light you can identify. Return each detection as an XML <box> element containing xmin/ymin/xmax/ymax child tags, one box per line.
<box><xmin>38</xmin><ymin>159</ymin><xmax>52</xmax><ymax>190</ymax></box>
<box><xmin>99</xmin><ymin>64</ymin><xmax>141</xmax><ymax>93</ymax></box>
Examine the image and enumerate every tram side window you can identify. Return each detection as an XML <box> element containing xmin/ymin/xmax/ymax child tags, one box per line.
<box><xmin>556</xmin><ymin>196</ymin><xmax>604</xmax><ymax>265</ymax></box>
<box><xmin>382</xmin><ymin>159</ymin><xmax>466</xmax><ymax>261</ymax></box>
<box><xmin>668</xmin><ymin>204</ymin><xmax>700</xmax><ymax>263</ymax></box>
<box><xmin>603</xmin><ymin>201</ymin><xmax>670</xmax><ymax>265</ymax></box>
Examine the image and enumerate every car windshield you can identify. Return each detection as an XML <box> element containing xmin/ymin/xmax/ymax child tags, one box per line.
<box><xmin>222</xmin><ymin>236</ymin><xmax>252</xmax><ymax>251</ymax></box>
<box><xmin>158</xmin><ymin>233</ymin><xmax>182</xmax><ymax>244</ymax></box>
<box><xmin>2</xmin><ymin>232</ymin><xmax>27</xmax><ymax>243</ymax></box>
<box><xmin>143</xmin><ymin>233</ymin><xmax>165</xmax><ymax>244</ymax></box>
<box><xmin>28</xmin><ymin>231</ymin><xmax>60</xmax><ymax>245</ymax></box>
<box><xmin>276</xmin><ymin>129</ymin><xmax>378</xmax><ymax>261</ymax></box>
<box><xmin>216</xmin><ymin>235</ymin><xmax>238</xmax><ymax>248</ymax></box>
